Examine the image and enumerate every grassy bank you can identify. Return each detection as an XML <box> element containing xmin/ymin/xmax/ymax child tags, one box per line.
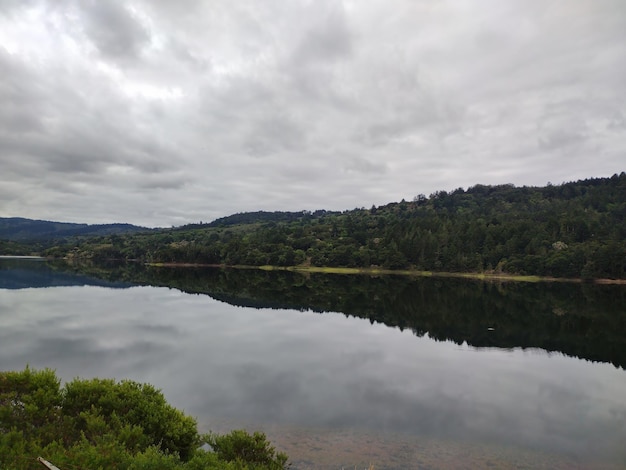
<box><xmin>145</xmin><ymin>262</ymin><xmax>626</xmax><ymax>284</ymax></box>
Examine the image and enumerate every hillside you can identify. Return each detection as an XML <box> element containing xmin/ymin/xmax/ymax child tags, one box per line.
<box><xmin>0</xmin><ymin>217</ymin><xmax>149</xmax><ymax>241</ymax></box>
<box><xmin>3</xmin><ymin>174</ymin><xmax>626</xmax><ymax>279</ymax></box>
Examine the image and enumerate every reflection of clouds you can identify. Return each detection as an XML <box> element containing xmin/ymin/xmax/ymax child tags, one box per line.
<box><xmin>225</xmin><ymin>365</ymin><xmax>307</xmax><ymax>419</ymax></box>
<box><xmin>1</xmin><ymin>284</ymin><xmax>626</xmax><ymax>461</ymax></box>
<box><xmin>25</xmin><ymin>337</ymin><xmax>100</xmax><ymax>362</ymax></box>
<box><xmin>0</xmin><ymin>286</ymin><xmax>183</xmax><ymax>380</ymax></box>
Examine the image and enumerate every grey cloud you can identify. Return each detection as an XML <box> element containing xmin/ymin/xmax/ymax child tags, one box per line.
<box><xmin>0</xmin><ymin>0</ymin><xmax>624</xmax><ymax>226</ymax></box>
<box><xmin>167</xmin><ymin>39</ymin><xmax>212</xmax><ymax>72</ymax></box>
<box><xmin>607</xmin><ymin>112</ymin><xmax>626</xmax><ymax>131</ymax></box>
<box><xmin>78</xmin><ymin>1</ymin><xmax>151</xmax><ymax>62</ymax></box>
<box><xmin>535</xmin><ymin>102</ymin><xmax>592</xmax><ymax>153</ymax></box>
<box><xmin>0</xmin><ymin>50</ymin><xmax>47</xmax><ymax>135</ymax></box>
<box><xmin>133</xmin><ymin>173</ymin><xmax>189</xmax><ymax>191</ymax></box>
<box><xmin>0</xmin><ymin>0</ymin><xmax>24</xmax><ymax>17</ymax></box>
<box><xmin>538</xmin><ymin>128</ymin><xmax>587</xmax><ymax>152</ymax></box>
<box><xmin>344</xmin><ymin>157</ymin><xmax>387</xmax><ymax>175</ymax></box>
<box><xmin>0</xmin><ymin>60</ymin><xmax>178</xmax><ymax>182</ymax></box>
<box><xmin>351</xmin><ymin>73</ymin><xmax>457</xmax><ymax>147</ymax></box>
<box><xmin>244</xmin><ymin>115</ymin><xmax>305</xmax><ymax>157</ymax></box>
<box><xmin>290</xmin><ymin>1</ymin><xmax>353</xmax><ymax>66</ymax></box>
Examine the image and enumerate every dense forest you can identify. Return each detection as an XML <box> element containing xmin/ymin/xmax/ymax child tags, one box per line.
<box><xmin>3</xmin><ymin>174</ymin><xmax>626</xmax><ymax>279</ymax></box>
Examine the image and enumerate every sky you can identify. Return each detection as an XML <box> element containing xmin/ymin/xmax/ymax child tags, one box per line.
<box><xmin>1</xmin><ymin>1</ymin><xmax>625</xmax><ymax>227</ymax></box>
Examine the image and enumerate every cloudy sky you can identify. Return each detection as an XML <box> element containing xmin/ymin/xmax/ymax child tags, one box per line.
<box><xmin>1</xmin><ymin>0</ymin><xmax>624</xmax><ymax>227</ymax></box>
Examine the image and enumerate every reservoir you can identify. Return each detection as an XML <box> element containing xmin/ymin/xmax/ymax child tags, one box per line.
<box><xmin>1</xmin><ymin>259</ymin><xmax>625</xmax><ymax>469</ymax></box>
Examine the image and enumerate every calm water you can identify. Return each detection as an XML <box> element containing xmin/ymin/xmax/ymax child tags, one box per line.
<box><xmin>1</xmin><ymin>259</ymin><xmax>625</xmax><ymax>469</ymax></box>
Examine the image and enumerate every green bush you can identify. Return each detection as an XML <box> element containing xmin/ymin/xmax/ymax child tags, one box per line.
<box><xmin>0</xmin><ymin>367</ymin><xmax>289</xmax><ymax>470</ymax></box>
<box><xmin>206</xmin><ymin>429</ymin><xmax>289</xmax><ymax>469</ymax></box>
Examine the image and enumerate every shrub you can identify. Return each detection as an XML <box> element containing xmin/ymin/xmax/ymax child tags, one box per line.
<box><xmin>0</xmin><ymin>367</ymin><xmax>289</xmax><ymax>470</ymax></box>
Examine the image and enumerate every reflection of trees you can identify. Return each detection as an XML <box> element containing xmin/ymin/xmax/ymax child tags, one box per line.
<box><xmin>61</xmin><ymin>262</ymin><xmax>626</xmax><ymax>369</ymax></box>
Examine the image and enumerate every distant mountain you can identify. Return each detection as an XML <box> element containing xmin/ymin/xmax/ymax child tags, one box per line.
<box><xmin>0</xmin><ymin>217</ymin><xmax>149</xmax><ymax>241</ymax></box>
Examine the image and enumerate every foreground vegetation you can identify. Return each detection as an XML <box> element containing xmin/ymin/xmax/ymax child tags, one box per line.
<box><xmin>3</xmin><ymin>174</ymin><xmax>626</xmax><ymax>279</ymax></box>
<box><xmin>0</xmin><ymin>367</ymin><xmax>289</xmax><ymax>470</ymax></box>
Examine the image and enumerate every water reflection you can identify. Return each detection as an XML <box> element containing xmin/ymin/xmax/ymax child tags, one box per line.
<box><xmin>1</xmin><ymin>260</ymin><xmax>626</xmax><ymax>468</ymax></box>
<box><xmin>41</xmin><ymin>261</ymin><xmax>626</xmax><ymax>369</ymax></box>
<box><xmin>0</xmin><ymin>257</ymin><xmax>133</xmax><ymax>289</ymax></box>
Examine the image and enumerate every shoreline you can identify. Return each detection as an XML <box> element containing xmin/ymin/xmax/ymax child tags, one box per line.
<box><xmin>144</xmin><ymin>262</ymin><xmax>626</xmax><ymax>285</ymax></box>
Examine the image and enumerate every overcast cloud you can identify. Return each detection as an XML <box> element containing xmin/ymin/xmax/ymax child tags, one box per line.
<box><xmin>1</xmin><ymin>0</ymin><xmax>624</xmax><ymax>227</ymax></box>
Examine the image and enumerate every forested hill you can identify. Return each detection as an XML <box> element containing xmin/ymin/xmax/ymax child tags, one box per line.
<box><xmin>205</xmin><ymin>209</ymin><xmax>339</xmax><ymax>228</ymax></box>
<box><xmin>9</xmin><ymin>173</ymin><xmax>626</xmax><ymax>279</ymax></box>
<box><xmin>0</xmin><ymin>217</ymin><xmax>148</xmax><ymax>241</ymax></box>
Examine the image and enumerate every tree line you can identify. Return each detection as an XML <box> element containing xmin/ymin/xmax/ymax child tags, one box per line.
<box><xmin>8</xmin><ymin>173</ymin><xmax>626</xmax><ymax>279</ymax></box>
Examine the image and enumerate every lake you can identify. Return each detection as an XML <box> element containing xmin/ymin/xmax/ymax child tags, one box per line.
<box><xmin>1</xmin><ymin>258</ymin><xmax>625</xmax><ymax>469</ymax></box>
